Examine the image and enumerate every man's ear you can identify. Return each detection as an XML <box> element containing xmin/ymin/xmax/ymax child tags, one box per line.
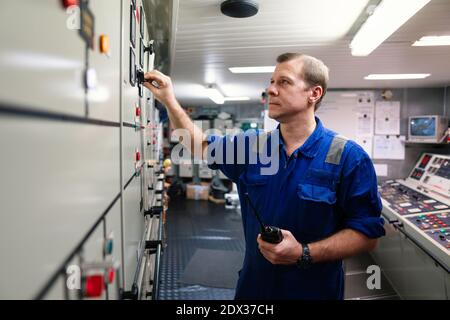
<box><xmin>309</xmin><ymin>86</ymin><xmax>323</xmax><ymax>104</ymax></box>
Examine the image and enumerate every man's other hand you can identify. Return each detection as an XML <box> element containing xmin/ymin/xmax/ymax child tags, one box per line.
<box><xmin>257</xmin><ymin>229</ymin><xmax>302</xmax><ymax>265</ymax></box>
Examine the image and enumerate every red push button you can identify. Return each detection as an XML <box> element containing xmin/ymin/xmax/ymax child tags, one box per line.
<box><xmin>107</xmin><ymin>269</ymin><xmax>115</xmax><ymax>284</ymax></box>
<box><xmin>136</xmin><ymin>107</ymin><xmax>141</xmax><ymax>117</ymax></box>
<box><xmin>62</xmin><ymin>0</ymin><xmax>79</xmax><ymax>8</ymax></box>
<box><xmin>135</xmin><ymin>151</ymin><xmax>141</xmax><ymax>162</ymax></box>
<box><xmin>84</xmin><ymin>275</ymin><xmax>104</xmax><ymax>298</ymax></box>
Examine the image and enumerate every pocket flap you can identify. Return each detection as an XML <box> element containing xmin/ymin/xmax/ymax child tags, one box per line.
<box><xmin>297</xmin><ymin>183</ymin><xmax>337</xmax><ymax>204</ymax></box>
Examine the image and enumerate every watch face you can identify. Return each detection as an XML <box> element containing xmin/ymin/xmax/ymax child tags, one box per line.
<box><xmin>296</xmin><ymin>244</ymin><xmax>312</xmax><ymax>269</ymax></box>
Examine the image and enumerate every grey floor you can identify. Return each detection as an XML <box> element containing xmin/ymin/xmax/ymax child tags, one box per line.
<box><xmin>159</xmin><ymin>197</ymin><xmax>399</xmax><ymax>300</ymax></box>
<box><xmin>343</xmin><ymin>253</ymin><xmax>399</xmax><ymax>300</ymax></box>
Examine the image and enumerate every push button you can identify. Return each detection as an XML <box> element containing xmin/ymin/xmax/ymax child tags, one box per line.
<box><xmin>104</xmin><ymin>235</ymin><xmax>113</xmax><ymax>256</ymax></box>
<box><xmin>163</xmin><ymin>159</ymin><xmax>171</xmax><ymax>168</ymax></box>
<box><xmin>62</xmin><ymin>0</ymin><xmax>79</xmax><ymax>8</ymax></box>
<box><xmin>104</xmin><ymin>239</ymin><xmax>113</xmax><ymax>255</ymax></box>
<box><xmin>107</xmin><ymin>268</ymin><xmax>115</xmax><ymax>284</ymax></box>
<box><xmin>99</xmin><ymin>35</ymin><xmax>110</xmax><ymax>55</ymax></box>
<box><xmin>85</xmin><ymin>68</ymin><xmax>98</xmax><ymax>90</ymax></box>
<box><xmin>135</xmin><ymin>150</ymin><xmax>141</xmax><ymax>162</ymax></box>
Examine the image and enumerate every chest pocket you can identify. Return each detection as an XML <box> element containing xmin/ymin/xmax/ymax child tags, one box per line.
<box><xmin>295</xmin><ymin>169</ymin><xmax>339</xmax><ymax>237</ymax></box>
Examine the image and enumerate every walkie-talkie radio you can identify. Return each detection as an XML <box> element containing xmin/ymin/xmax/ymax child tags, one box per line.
<box><xmin>244</xmin><ymin>193</ymin><xmax>283</xmax><ymax>244</ymax></box>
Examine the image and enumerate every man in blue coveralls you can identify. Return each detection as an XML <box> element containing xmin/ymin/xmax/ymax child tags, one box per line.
<box><xmin>144</xmin><ymin>52</ymin><xmax>385</xmax><ymax>300</ymax></box>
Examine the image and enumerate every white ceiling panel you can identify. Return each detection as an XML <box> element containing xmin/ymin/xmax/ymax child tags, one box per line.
<box><xmin>170</xmin><ymin>0</ymin><xmax>450</xmax><ymax>106</ymax></box>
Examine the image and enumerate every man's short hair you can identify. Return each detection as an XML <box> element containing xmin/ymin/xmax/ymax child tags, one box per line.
<box><xmin>276</xmin><ymin>53</ymin><xmax>329</xmax><ymax>111</ymax></box>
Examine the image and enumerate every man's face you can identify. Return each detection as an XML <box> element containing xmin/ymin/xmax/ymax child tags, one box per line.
<box><xmin>267</xmin><ymin>59</ymin><xmax>313</xmax><ymax>122</ymax></box>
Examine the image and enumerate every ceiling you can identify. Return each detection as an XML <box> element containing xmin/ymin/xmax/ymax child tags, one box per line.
<box><xmin>169</xmin><ymin>0</ymin><xmax>450</xmax><ymax>106</ymax></box>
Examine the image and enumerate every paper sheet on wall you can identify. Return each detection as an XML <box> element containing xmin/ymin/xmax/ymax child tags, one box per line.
<box><xmin>375</xmin><ymin>101</ymin><xmax>400</xmax><ymax>135</ymax></box>
<box><xmin>357</xmin><ymin>110</ymin><xmax>374</xmax><ymax>136</ymax></box>
<box><xmin>373</xmin><ymin>164</ymin><xmax>388</xmax><ymax>177</ymax></box>
<box><xmin>373</xmin><ymin>135</ymin><xmax>405</xmax><ymax>159</ymax></box>
<box><xmin>316</xmin><ymin>91</ymin><xmax>376</xmax><ymax>143</ymax></box>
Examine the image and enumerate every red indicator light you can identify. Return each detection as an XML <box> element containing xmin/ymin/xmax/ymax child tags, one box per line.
<box><xmin>85</xmin><ymin>275</ymin><xmax>104</xmax><ymax>298</ymax></box>
<box><xmin>108</xmin><ymin>269</ymin><xmax>115</xmax><ymax>284</ymax></box>
<box><xmin>62</xmin><ymin>0</ymin><xmax>79</xmax><ymax>9</ymax></box>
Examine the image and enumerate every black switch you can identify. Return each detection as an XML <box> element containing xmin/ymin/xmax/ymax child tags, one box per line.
<box><xmin>137</xmin><ymin>70</ymin><xmax>145</xmax><ymax>84</ymax></box>
<box><xmin>144</xmin><ymin>206</ymin><xmax>163</xmax><ymax>217</ymax></box>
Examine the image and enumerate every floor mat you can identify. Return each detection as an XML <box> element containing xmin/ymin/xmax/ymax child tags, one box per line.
<box><xmin>179</xmin><ymin>249</ymin><xmax>244</xmax><ymax>289</ymax></box>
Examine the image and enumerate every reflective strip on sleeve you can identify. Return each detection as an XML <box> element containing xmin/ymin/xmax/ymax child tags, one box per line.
<box><xmin>325</xmin><ymin>135</ymin><xmax>348</xmax><ymax>165</ymax></box>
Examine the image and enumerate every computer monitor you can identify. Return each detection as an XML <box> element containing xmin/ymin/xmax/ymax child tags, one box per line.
<box><xmin>408</xmin><ymin>115</ymin><xmax>448</xmax><ymax>143</ymax></box>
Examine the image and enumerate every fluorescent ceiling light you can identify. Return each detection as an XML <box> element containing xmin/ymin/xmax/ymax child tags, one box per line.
<box><xmin>224</xmin><ymin>97</ymin><xmax>250</xmax><ymax>102</ymax></box>
<box><xmin>229</xmin><ymin>66</ymin><xmax>275</xmax><ymax>74</ymax></box>
<box><xmin>350</xmin><ymin>0</ymin><xmax>431</xmax><ymax>56</ymax></box>
<box><xmin>364</xmin><ymin>73</ymin><xmax>430</xmax><ymax>80</ymax></box>
<box><xmin>205</xmin><ymin>85</ymin><xmax>225</xmax><ymax>104</ymax></box>
<box><xmin>412</xmin><ymin>35</ymin><xmax>450</xmax><ymax>46</ymax></box>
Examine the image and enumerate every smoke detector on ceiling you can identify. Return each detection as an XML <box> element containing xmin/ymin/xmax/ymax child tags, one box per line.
<box><xmin>220</xmin><ymin>0</ymin><xmax>259</xmax><ymax>18</ymax></box>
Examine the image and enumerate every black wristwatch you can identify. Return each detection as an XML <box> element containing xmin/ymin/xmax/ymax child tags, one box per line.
<box><xmin>296</xmin><ymin>243</ymin><xmax>312</xmax><ymax>269</ymax></box>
